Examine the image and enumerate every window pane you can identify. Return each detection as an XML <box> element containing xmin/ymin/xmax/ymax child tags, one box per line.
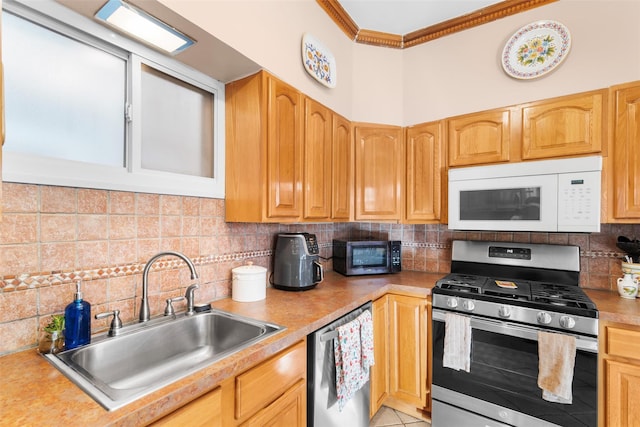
<box><xmin>140</xmin><ymin>64</ymin><xmax>214</xmax><ymax>178</ymax></box>
<box><xmin>3</xmin><ymin>12</ymin><xmax>126</xmax><ymax>167</ymax></box>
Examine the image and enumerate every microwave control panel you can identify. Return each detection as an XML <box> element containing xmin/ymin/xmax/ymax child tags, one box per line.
<box><xmin>390</xmin><ymin>241</ymin><xmax>402</xmax><ymax>272</ymax></box>
<box><xmin>557</xmin><ymin>171</ymin><xmax>601</xmax><ymax>232</ymax></box>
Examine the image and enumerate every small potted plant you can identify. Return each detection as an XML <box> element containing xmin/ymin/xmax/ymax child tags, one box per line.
<box><xmin>38</xmin><ymin>314</ymin><xmax>65</xmax><ymax>354</ymax></box>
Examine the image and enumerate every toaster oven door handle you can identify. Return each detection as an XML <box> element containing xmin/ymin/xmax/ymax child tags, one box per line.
<box><xmin>432</xmin><ymin>309</ymin><xmax>598</xmax><ymax>353</ymax></box>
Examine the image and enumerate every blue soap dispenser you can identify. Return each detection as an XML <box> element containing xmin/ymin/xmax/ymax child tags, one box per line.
<box><xmin>64</xmin><ymin>280</ymin><xmax>91</xmax><ymax>350</ymax></box>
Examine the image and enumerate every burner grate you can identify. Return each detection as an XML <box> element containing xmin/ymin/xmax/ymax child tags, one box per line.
<box><xmin>531</xmin><ymin>283</ymin><xmax>596</xmax><ymax>310</ymax></box>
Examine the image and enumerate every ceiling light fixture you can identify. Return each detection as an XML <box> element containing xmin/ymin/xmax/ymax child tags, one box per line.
<box><xmin>95</xmin><ymin>0</ymin><xmax>195</xmax><ymax>54</ymax></box>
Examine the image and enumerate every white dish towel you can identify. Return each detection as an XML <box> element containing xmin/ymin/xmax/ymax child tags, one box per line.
<box><xmin>537</xmin><ymin>331</ymin><xmax>576</xmax><ymax>404</ymax></box>
<box><xmin>443</xmin><ymin>312</ymin><xmax>472</xmax><ymax>372</ymax></box>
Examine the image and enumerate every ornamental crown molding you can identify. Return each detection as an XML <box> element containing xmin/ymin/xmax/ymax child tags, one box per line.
<box><xmin>316</xmin><ymin>0</ymin><xmax>558</xmax><ymax>49</ymax></box>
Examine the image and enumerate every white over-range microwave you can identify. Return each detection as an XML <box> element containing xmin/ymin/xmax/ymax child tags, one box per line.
<box><xmin>448</xmin><ymin>156</ymin><xmax>602</xmax><ymax>232</ymax></box>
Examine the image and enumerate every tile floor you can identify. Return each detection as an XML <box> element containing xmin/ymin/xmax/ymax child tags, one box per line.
<box><xmin>369</xmin><ymin>406</ymin><xmax>431</xmax><ymax>427</ymax></box>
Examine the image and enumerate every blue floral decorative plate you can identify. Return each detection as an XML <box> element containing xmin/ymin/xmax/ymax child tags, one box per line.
<box><xmin>502</xmin><ymin>20</ymin><xmax>571</xmax><ymax>80</ymax></box>
<box><xmin>302</xmin><ymin>33</ymin><xmax>336</xmax><ymax>88</ymax></box>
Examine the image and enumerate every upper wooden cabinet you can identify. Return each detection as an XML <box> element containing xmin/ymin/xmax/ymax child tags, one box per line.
<box><xmin>610</xmin><ymin>81</ymin><xmax>640</xmax><ymax>220</ymax></box>
<box><xmin>521</xmin><ymin>89</ymin><xmax>606</xmax><ymax>160</ymax></box>
<box><xmin>354</xmin><ymin>124</ymin><xmax>404</xmax><ymax>221</ymax></box>
<box><xmin>447</xmin><ymin>108</ymin><xmax>513</xmax><ymax>167</ymax></box>
<box><xmin>304</xmin><ymin>98</ymin><xmax>332</xmax><ymax>220</ymax></box>
<box><xmin>225</xmin><ymin>71</ymin><xmax>303</xmax><ymax>222</ymax></box>
<box><xmin>331</xmin><ymin>113</ymin><xmax>353</xmax><ymax>221</ymax></box>
<box><xmin>1</xmin><ymin>7</ymin><xmax>4</xmax><ymax>220</ymax></box>
<box><xmin>226</xmin><ymin>71</ymin><xmax>351</xmax><ymax>223</ymax></box>
<box><xmin>447</xmin><ymin>90</ymin><xmax>607</xmax><ymax>168</ymax></box>
<box><xmin>404</xmin><ymin>121</ymin><xmax>445</xmax><ymax>223</ymax></box>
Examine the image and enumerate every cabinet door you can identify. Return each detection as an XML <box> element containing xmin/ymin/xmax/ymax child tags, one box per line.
<box><xmin>1</xmin><ymin>59</ymin><xmax>4</xmax><ymax>219</ymax></box>
<box><xmin>242</xmin><ymin>380</ymin><xmax>306</xmax><ymax>427</ymax></box>
<box><xmin>612</xmin><ymin>84</ymin><xmax>640</xmax><ymax>219</ymax></box>
<box><xmin>235</xmin><ymin>340</ymin><xmax>306</xmax><ymax>421</ymax></box>
<box><xmin>522</xmin><ymin>90</ymin><xmax>605</xmax><ymax>160</ymax></box>
<box><xmin>303</xmin><ymin>98</ymin><xmax>332</xmax><ymax>220</ymax></box>
<box><xmin>388</xmin><ymin>294</ymin><xmax>427</xmax><ymax>408</ymax></box>
<box><xmin>605</xmin><ymin>360</ymin><xmax>640</xmax><ymax>427</ymax></box>
<box><xmin>370</xmin><ymin>296</ymin><xmax>389</xmax><ymax>417</ymax></box>
<box><xmin>267</xmin><ymin>77</ymin><xmax>303</xmax><ymax>220</ymax></box>
<box><xmin>447</xmin><ymin>108</ymin><xmax>512</xmax><ymax>166</ymax></box>
<box><xmin>331</xmin><ymin>113</ymin><xmax>352</xmax><ymax>221</ymax></box>
<box><xmin>354</xmin><ymin>124</ymin><xmax>403</xmax><ymax>221</ymax></box>
<box><xmin>151</xmin><ymin>387</ymin><xmax>222</xmax><ymax>427</ymax></box>
<box><xmin>405</xmin><ymin>121</ymin><xmax>445</xmax><ymax>223</ymax></box>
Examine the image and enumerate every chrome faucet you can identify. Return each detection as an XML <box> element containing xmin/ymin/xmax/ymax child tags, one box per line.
<box><xmin>140</xmin><ymin>251</ymin><xmax>199</xmax><ymax>322</ymax></box>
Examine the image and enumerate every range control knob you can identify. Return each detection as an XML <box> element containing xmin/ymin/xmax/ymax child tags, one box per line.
<box><xmin>537</xmin><ymin>311</ymin><xmax>553</xmax><ymax>325</ymax></box>
<box><xmin>498</xmin><ymin>305</ymin><xmax>512</xmax><ymax>318</ymax></box>
<box><xmin>559</xmin><ymin>315</ymin><xmax>576</xmax><ymax>329</ymax></box>
<box><xmin>446</xmin><ymin>298</ymin><xmax>458</xmax><ymax>308</ymax></box>
<box><xmin>462</xmin><ymin>300</ymin><xmax>475</xmax><ymax>311</ymax></box>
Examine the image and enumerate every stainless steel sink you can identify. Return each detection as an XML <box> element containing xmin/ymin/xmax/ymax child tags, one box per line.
<box><xmin>45</xmin><ymin>309</ymin><xmax>284</xmax><ymax>411</ymax></box>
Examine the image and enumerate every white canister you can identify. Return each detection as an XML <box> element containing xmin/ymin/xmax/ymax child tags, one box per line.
<box><xmin>232</xmin><ymin>262</ymin><xmax>267</xmax><ymax>302</ymax></box>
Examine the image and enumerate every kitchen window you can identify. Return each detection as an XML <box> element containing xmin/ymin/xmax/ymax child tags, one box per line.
<box><xmin>2</xmin><ymin>0</ymin><xmax>225</xmax><ymax>198</ymax></box>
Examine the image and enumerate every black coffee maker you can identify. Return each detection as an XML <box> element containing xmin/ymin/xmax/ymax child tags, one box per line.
<box><xmin>272</xmin><ymin>233</ymin><xmax>323</xmax><ymax>291</ymax></box>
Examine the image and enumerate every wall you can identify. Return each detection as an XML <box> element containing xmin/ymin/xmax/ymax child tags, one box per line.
<box><xmin>158</xmin><ymin>0</ymin><xmax>357</xmax><ymax>121</ymax></box>
<box><xmin>1</xmin><ymin>182</ymin><xmax>636</xmax><ymax>356</ymax></box>
<box><xmin>160</xmin><ymin>0</ymin><xmax>639</xmax><ymax>126</ymax></box>
<box><xmin>403</xmin><ymin>0</ymin><xmax>640</xmax><ymax>124</ymax></box>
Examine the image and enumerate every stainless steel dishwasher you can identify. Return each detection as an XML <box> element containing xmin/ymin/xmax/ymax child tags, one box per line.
<box><xmin>307</xmin><ymin>301</ymin><xmax>372</xmax><ymax>427</ymax></box>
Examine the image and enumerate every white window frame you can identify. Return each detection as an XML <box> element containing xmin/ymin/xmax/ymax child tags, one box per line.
<box><xmin>2</xmin><ymin>0</ymin><xmax>225</xmax><ymax>199</ymax></box>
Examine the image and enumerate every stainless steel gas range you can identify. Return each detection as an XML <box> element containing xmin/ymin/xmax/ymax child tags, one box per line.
<box><xmin>431</xmin><ymin>240</ymin><xmax>598</xmax><ymax>427</ymax></box>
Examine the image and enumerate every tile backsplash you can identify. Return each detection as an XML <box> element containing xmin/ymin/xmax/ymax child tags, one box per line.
<box><xmin>1</xmin><ymin>182</ymin><xmax>637</xmax><ymax>355</ymax></box>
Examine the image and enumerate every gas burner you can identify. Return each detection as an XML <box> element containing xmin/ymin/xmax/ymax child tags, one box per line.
<box><xmin>531</xmin><ymin>282</ymin><xmax>596</xmax><ymax>310</ymax></box>
<box><xmin>439</xmin><ymin>283</ymin><xmax>482</xmax><ymax>293</ymax></box>
<box><xmin>437</xmin><ymin>274</ymin><xmax>488</xmax><ymax>293</ymax></box>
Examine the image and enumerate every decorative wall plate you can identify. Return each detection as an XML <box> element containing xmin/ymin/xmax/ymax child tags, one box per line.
<box><xmin>501</xmin><ymin>20</ymin><xmax>571</xmax><ymax>80</ymax></box>
<box><xmin>302</xmin><ymin>33</ymin><xmax>336</xmax><ymax>88</ymax></box>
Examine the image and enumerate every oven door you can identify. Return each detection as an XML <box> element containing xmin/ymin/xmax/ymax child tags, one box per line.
<box><xmin>432</xmin><ymin>309</ymin><xmax>597</xmax><ymax>427</ymax></box>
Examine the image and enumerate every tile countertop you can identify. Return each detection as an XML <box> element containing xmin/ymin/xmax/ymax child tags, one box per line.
<box><xmin>0</xmin><ymin>271</ymin><xmax>441</xmax><ymax>427</ymax></box>
<box><xmin>2</xmin><ymin>271</ymin><xmax>640</xmax><ymax>427</ymax></box>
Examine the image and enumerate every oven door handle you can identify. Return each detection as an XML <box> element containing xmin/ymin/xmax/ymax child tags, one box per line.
<box><xmin>432</xmin><ymin>309</ymin><xmax>598</xmax><ymax>353</ymax></box>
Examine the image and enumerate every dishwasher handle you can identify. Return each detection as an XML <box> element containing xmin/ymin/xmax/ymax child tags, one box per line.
<box><xmin>317</xmin><ymin>302</ymin><xmax>372</xmax><ymax>343</ymax></box>
<box><xmin>320</xmin><ymin>330</ymin><xmax>339</xmax><ymax>342</ymax></box>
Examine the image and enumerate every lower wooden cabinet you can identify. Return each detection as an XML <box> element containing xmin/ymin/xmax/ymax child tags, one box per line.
<box><xmin>388</xmin><ymin>294</ymin><xmax>428</xmax><ymax>408</ymax></box>
<box><xmin>371</xmin><ymin>293</ymin><xmax>431</xmax><ymax>418</ymax></box>
<box><xmin>151</xmin><ymin>387</ymin><xmax>222</xmax><ymax>427</ymax></box>
<box><xmin>241</xmin><ymin>379</ymin><xmax>306</xmax><ymax>427</ymax></box>
<box><xmin>234</xmin><ymin>340</ymin><xmax>306</xmax><ymax>422</ymax></box>
<box><xmin>153</xmin><ymin>340</ymin><xmax>306</xmax><ymax>427</ymax></box>
<box><xmin>601</xmin><ymin>321</ymin><xmax>640</xmax><ymax>426</ymax></box>
<box><xmin>370</xmin><ymin>296</ymin><xmax>389</xmax><ymax>417</ymax></box>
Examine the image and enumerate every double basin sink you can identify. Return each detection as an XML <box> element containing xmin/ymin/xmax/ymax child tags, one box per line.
<box><xmin>45</xmin><ymin>309</ymin><xmax>284</xmax><ymax>411</ymax></box>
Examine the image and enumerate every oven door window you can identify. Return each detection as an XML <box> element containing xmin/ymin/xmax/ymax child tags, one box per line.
<box><xmin>432</xmin><ymin>313</ymin><xmax>597</xmax><ymax>427</ymax></box>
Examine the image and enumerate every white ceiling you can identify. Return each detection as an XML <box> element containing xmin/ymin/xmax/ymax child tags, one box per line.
<box><xmin>338</xmin><ymin>0</ymin><xmax>503</xmax><ymax>35</ymax></box>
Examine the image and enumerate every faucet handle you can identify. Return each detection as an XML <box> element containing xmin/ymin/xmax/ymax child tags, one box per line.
<box><xmin>185</xmin><ymin>284</ymin><xmax>200</xmax><ymax>315</ymax></box>
<box><xmin>164</xmin><ymin>296</ymin><xmax>186</xmax><ymax>316</ymax></box>
<box><xmin>95</xmin><ymin>310</ymin><xmax>123</xmax><ymax>337</ymax></box>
